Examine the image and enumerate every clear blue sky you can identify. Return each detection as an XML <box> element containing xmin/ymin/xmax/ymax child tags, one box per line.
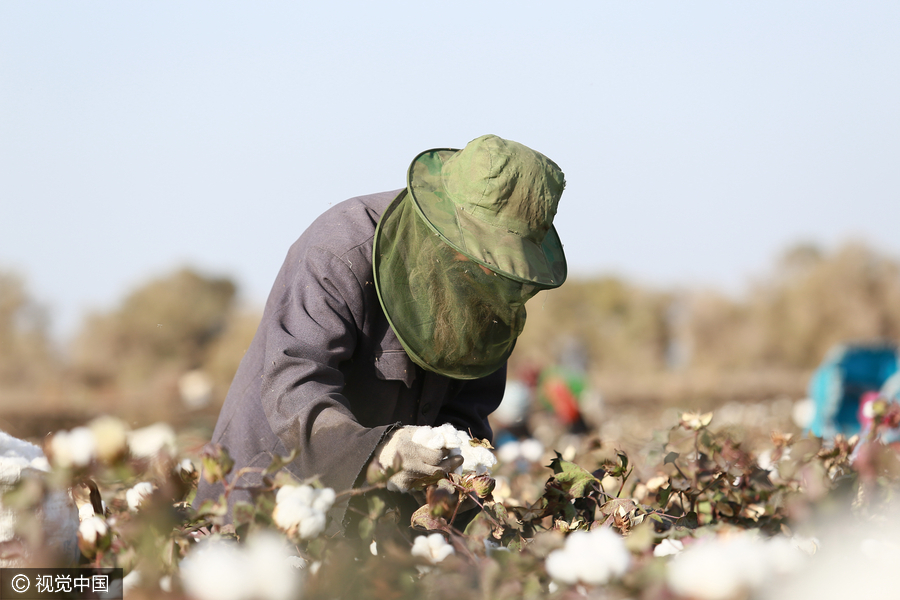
<box><xmin>2</xmin><ymin>2</ymin><xmax>899</xmax><ymax>340</ymax></box>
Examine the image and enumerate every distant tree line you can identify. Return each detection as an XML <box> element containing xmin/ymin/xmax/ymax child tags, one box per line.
<box><xmin>1</xmin><ymin>242</ymin><xmax>899</xmax><ymax>418</ymax></box>
<box><xmin>515</xmin><ymin>242</ymin><xmax>900</xmax><ymax>370</ymax></box>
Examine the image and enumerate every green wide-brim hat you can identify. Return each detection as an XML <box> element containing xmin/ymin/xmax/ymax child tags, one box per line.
<box><xmin>400</xmin><ymin>134</ymin><xmax>567</xmax><ymax>286</ymax></box>
<box><xmin>372</xmin><ymin>135</ymin><xmax>567</xmax><ymax>379</ymax></box>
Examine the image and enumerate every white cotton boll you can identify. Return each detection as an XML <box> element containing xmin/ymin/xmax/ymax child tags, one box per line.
<box><xmin>179</xmin><ymin>458</ymin><xmax>196</xmax><ymax>475</ymax></box>
<box><xmin>666</xmin><ymin>539</ymin><xmax>746</xmax><ymax>600</ymax></box>
<box><xmin>411</xmin><ymin>533</ymin><xmax>455</xmax><ymax>564</ymax></box>
<box><xmin>127</xmin><ymin>423</ymin><xmax>176</xmax><ymax>459</ymax></box>
<box><xmin>77</xmin><ymin>499</ymin><xmax>106</xmax><ymax>521</ymax></box>
<box><xmin>765</xmin><ymin>535</ymin><xmax>807</xmax><ymax>576</ymax></box>
<box><xmin>178</xmin><ymin>369</ymin><xmax>214</xmax><ymax>410</ymax></box>
<box><xmin>87</xmin><ymin>416</ymin><xmax>129</xmax><ymax>462</ymax></box>
<box><xmin>296</xmin><ymin>509</ymin><xmax>326</xmax><ymax>540</ymax></box>
<box><xmin>181</xmin><ymin>540</ymin><xmax>251</xmax><ymax>600</ymax></box>
<box><xmin>273</xmin><ymin>485</ymin><xmax>335</xmax><ymax>539</ymax></box>
<box><xmin>78</xmin><ymin>503</ymin><xmax>96</xmax><ymax>521</ymax></box>
<box><xmin>411</xmin><ymin>426</ymin><xmax>449</xmax><ymax>451</ymax></box>
<box><xmin>273</xmin><ymin>499</ymin><xmax>317</xmax><ymax>538</ymax></box>
<box><xmin>310</xmin><ymin>487</ymin><xmax>336</xmax><ymax>513</ymax></box>
<box><xmin>519</xmin><ymin>439</ymin><xmax>544</xmax><ymax>463</ymax></box>
<box><xmin>666</xmin><ymin>532</ymin><xmax>806</xmax><ymax>600</ymax></box>
<box><xmin>545</xmin><ymin>550</ymin><xmax>579</xmax><ymax>584</ymax></box>
<box><xmin>408</xmin><ymin>424</ymin><xmax>497</xmax><ymax>476</ymax></box>
<box><xmin>459</xmin><ymin>443</ymin><xmax>497</xmax><ymax>475</ymax></box>
<box><xmin>78</xmin><ymin>516</ymin><xmax>108</xmax><ymax>545</ymax></box>
<box><xmin>653</xmin><ymin>538</ymin><xmax>684</xmax><ymax>557</ymax></box>
<box><xmin>126</xmin><ymin>482</ymin><xmax>154</xmax><ymax>512</ymax></box>
<box><xmin>546</xmin><ymin>528</ymin><xmax>631</xmax><ymax>586</ymax></box>
<box><xmin>276</xmin><ymin>483</ymin><xmax>315</xmax><ymax>506</ymax></box>
<box><xmin>764</xmin><ymin>517</ymin><xmax>900</xmax><ymax>600</ymax></box>
<box><xmin>50</xmin><ymin>427</ymin><xmax>96</xmax><ymax>468</ymax></box>
<box><xmin>497</xmin><ymin>441</ymin><xmax>521</xmax><ymax>464</ymax></box>
<box><xmin>436</xmin><ymin>423</ymin><xmax>467</xmax><ymax>448</ymax></box>
<box><xmin>244</xmin><ymin>532</ymin><xmax>304</xmax><ymax>600</ymax></box>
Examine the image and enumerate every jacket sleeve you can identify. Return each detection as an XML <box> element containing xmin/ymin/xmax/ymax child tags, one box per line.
<box><xmin>434</xmin><ymin>364</ymin><xmax>507</xmax><ymax>442</ymax></box>
<box><xmin>260</xmin><ymin>245</ymin><xmax>388</xmax><ymax>503</ymax></box>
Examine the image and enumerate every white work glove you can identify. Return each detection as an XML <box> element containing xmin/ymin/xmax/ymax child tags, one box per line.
<box><xmin>375</xmin><ymin>426</ymin><xmax>464</xmax><ymax>492</ymax></box>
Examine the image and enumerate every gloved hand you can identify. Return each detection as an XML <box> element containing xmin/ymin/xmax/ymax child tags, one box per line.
<box><xmin>375</xmin><ymin>426</ymin><xmax>464</xmax><ymax>492</ymax></box>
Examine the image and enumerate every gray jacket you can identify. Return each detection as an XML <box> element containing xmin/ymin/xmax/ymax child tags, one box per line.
<box><xmin>194</xmin><ymin>190</ymin><xmax>506</xmax><ymax>529</ymax></box>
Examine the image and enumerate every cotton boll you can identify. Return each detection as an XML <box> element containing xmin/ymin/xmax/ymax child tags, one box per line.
<box><xmin>178</xmin><ymin>369</ymin><xmax>214</xmax><ymax>409</ymax></box>
<box><xmin>78</xmin><ymin>516</ymin><xmax>108</xmax><ymax>546</ymax></box>
<box><xmin>182</xmin><ymin>535</ymin><xmax>304</xmax><ymax>600</ymax></box>
<box><xmin>127</xmin><ymin>423</ymin><xmax>176</xmax><ymax>459</ymax></box>
<box><xmin>497</xmin><ymin>439</ymin><xmax>543</xmax><ymax>467</ymax></box>
<box><xmin>666</xmin><ymin>532</ymin><xmax>808</xmax><ymax>600</ymax></box>
<box><xmin>411</xmin><ymin>426</ymin><xmax>448</xmax><ymax>451</ymax></box>
<box><xmin>666</xmin><ymin>538</ymin><xmax>748</xmax><ymax>600</ymax></box>
<box><xmin>653</xmin><ymin>538</ymin><xmax>684</xmax><ymax>557</ymax></box>
<box><xmin>763</xmin><ymin>517</ymin><xmax>900</xmax><ymax>600</ymax></box>
<box><xmin>310</xmin><ymin>487</ymin><xmax>336</xmax><ymax>513</ymax></box>
<box><xmin>244</xmin><ymin>532</ymin><xmax>304</xmax><ymax>600</ymax></box>
<box><xmin>178</xmin><ymin>458</ymin><xmax>196</xmax><ymax>476</ymax></box>
<box><xmin>87</xmin><ymin>416</ymin><xmax>129</xmax><ymax>462</ymax></box>
<box><xmin>411</xmin><ymin>533</ymin><xmax>455</xmax><ymax>564</ymax></box>
<box><xmin>497</xmin><ymin>441</ymin><xmax>521</xmax><ymax>464</ymax></box>
<box><xmin>407</xmin><ymin>424</ymin><xmax>497</xmax><ymax>476</ymax></box>
<box><xmin>78</xmin><ymin>503</ymin><xmax>95</xmax><ymax>521</ymax></box>
<box><xmin>546</xmin><ymin>528</ymin><xmax>631</xmax><ymax>586</ymax></box>
<box><xmin>272</xmin><ymin>485</ymin><xmax>335</xmax><ymax>539</ymax></box>
<box><xmin>519</xmin><ymin>438</ymin><xmax>544</xmax><ymax>463</ymax></box>
<box><xmin>180</xmin><ymin>540</ymin><xmax>250</xmax><ymax>600</ymax></box>
<box><xmin>436</xmin><ymin>423</ymin><xmax>467</xmax><ymax>449</ymax></box>
<box><xmin>459</xmin><ymin>443</ymin><xmax>497</xmax><ymax>475</ymax></box>
<box><xmin>126</xmin><ymin>482</ymin><xmax>154</xmax><ymax>512</ymax></box>
<box><xmin>50</xmin><ymin>427</ymin><xmax>96</xmax><ymax>468</ymax></box>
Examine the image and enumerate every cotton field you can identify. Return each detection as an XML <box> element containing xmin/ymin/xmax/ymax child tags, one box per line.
<box><xmin>1</xmin><ymin>407</ymin><xmax>899</xmax><ymax>600</ymax></box>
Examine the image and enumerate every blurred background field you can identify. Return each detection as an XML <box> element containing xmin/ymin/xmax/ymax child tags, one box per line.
<box><xmin>3</xmin><ymin>239</ymin><xmax>898</xmax><ymax>455</ymax></box>
<box><xmin>3</xmin><ymin>2</ymin><xmax>900</xmax><ymax>457</ymax></box>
